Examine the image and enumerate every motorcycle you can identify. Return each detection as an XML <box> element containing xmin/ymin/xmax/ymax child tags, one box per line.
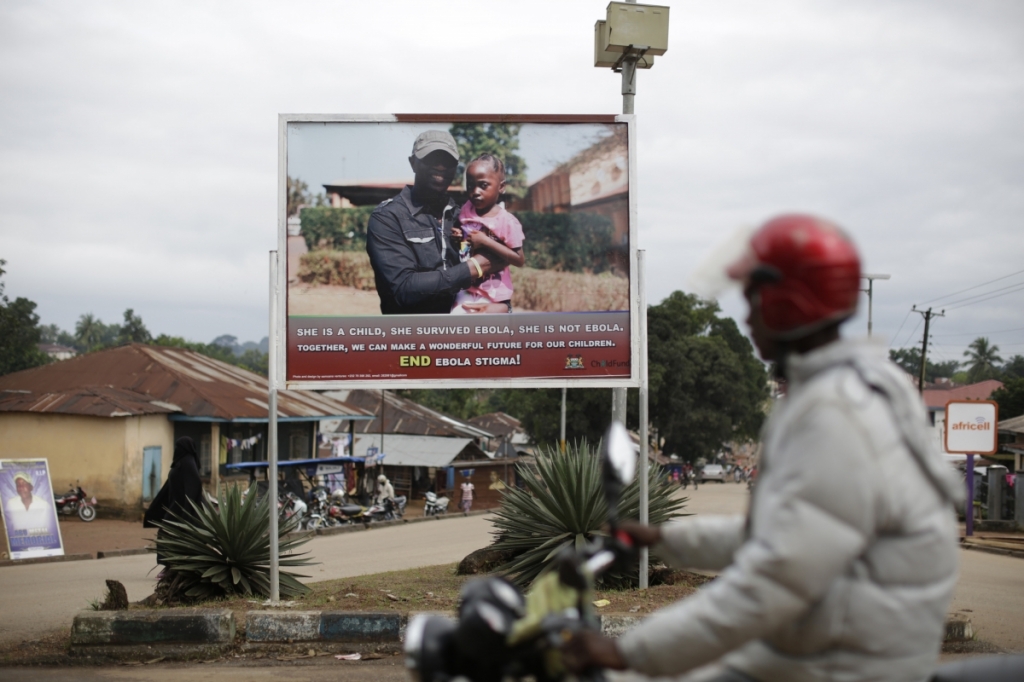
<box><xmin>278</xmin><ymin>491</ymin><xmax>307</xmax><ymax>528</ymax></box>
<box><xmin>407</xmin><ymin>423</ymin><xmax>1024</xmax><ymax>682</ymax></box>
<box><xmin>424</xmin><ymin>491</ymin><xmax>449</xmax><ymax>516</ymax></box>
<box><xmin>54</xmin><ymin>483</ymin><xmax>97</xmax><ymax>522</ymax></box>
<box><xmin>406</xmin><ymin>421</ymin><xmax>637</xmax><ymax>682</ymax></box>
<box><xmin>366</xmin><ymin>495</ymin><xmax>406</xmax><ymax>522</ymax></box>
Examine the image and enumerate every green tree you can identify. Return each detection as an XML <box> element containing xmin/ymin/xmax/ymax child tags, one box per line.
<box><xmin>889</xmin><ymin>348</ymin><xmax>960</xmax><ymax>383</ymax></box>
<box><xmin>39</xmin><ymin>323</ymin><xmax>77</xmax><ymax>348</ymax></box>
<box><xmin>74</xmin><ymin>313</ymin><xmax>120</xmax><ymax>351</ymax></box>
<box><xmin>1001</xmin><ymin>355</ymin><xmax>1024</xmax><ymax>380</ymax></box>
<box><xmin>963</xmin><ymin>337</ymin><xmax>1003</xmax><ymax>383</ymax></box>
<box><xmin>648</xmin><ymin>292</ymin><xmax>769</xmax><ymax>462</ymax></box>
<box><xmin>152</xmin><ymin>334</ymin><xmax>268</xmax><ymax>377</ymax></box>
<box><xmin>117</xmin><ymin>308</ymin><xmax>151</xmax><ymax>344</ymax></box>
<box><xmin>287</xmin><ymin>176</ymin><xmax>327</xmax><ymax>218</ymax></box>
<box><xmin>992</xmin><ymin>378</ymin><xmax>1024</xmax><ymax>420</ymax></box>
<box><xmin>449</xmin><ymin>123</ymin><xmax>528</xmax><ymax>198</ymax></box>
<box><xmin>0</xmin><ymin>260</ymin><xmax>50</xmax><ymax>376</ymax></box>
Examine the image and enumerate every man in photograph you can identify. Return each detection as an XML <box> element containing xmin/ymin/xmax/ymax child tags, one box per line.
<box><xmin>366</xmin><ymin>130</ymin><xmax>504</xmax><ymax>315</ymax></box>
<box><xmin>3</xmin><ymin>472</ymin><xmax>53</xmax><ymax>533</ymax></box>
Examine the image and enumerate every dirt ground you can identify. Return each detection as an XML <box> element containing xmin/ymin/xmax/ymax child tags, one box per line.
<box><xmin>0</xmin><ymin>518</ymin><xmax>155</xmax><ymax>560</ymax></box>
<box><xmin>287</xmin><ymin>283</ymin><xmax>383</xmax><ymax>317</ymax></box>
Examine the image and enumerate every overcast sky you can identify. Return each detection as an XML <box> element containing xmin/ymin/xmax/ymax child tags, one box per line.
<box><xmin>2</xmin><ymin>0</ymin><xmax>1022</xmax><ymax>365</ymax></box>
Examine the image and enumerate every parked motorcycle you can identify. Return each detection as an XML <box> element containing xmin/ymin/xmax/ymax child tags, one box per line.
<box><xmin>365</xmin><ymin>495</ymin><xmax>406</xmax><ymax>522</ymax></box>
<box><xmin>278</xmin><ymin>491</ymin><xmax>307</xmax><ymax>528</ymax></box>
<box><xmin>424</xmin><ymin>491</ymin><xmax>449</xmax><ymax>516</ymax></box>
<box><xmin>406</xmin><ymin>421</ymin><xmax>637</xmax><ymax>682</ymax></box>
<box><xmin>54</xmin><ymin>483</ymin><xmax>97</xmax><ymax>522</ymax></box>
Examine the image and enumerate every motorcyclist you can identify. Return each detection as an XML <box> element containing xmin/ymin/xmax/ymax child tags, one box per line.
<box><xmin>374</xmin><ymin>473</ymin><xmax>395</xmax><ymax>506</ymax></box>
<box><xmin>564</xmin><ymin>215</ymin><xmax>963</xmax><ymax>682</ymax></box>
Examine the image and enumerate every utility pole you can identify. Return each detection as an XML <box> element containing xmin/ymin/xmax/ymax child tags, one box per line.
<box><xmin>911</xmin><ymin>306</ymin><xmax>945</xmax><ymax>395</ymax></box>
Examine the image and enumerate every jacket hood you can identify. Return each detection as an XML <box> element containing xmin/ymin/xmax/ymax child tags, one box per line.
<box><xmin>787</xmin><ymin>338</ymin><xmax>964</xmax><ymax>505</ymax></box>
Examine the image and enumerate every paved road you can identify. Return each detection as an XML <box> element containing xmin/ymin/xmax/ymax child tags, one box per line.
<box><xmin>0</xmin><ymin>514</ymin><xmax>496</xmax><ymax>645</ymax></box>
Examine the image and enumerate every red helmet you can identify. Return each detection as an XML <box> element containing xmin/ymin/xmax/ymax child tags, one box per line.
<box><xmin>727</xmin><ymin>214</ymin><xmax>861</xmax><ymax>340</ymax></box>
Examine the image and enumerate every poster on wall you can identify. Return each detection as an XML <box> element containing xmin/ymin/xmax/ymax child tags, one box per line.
<box><xmin>0</xmin><ymin>459</ymin><xmax>64</xmax><ymax>561</ymax></box>
<box><xmin>280</xmin><ymin>114</ymin><xmax>638</xmax><ymax>389</ymax></box>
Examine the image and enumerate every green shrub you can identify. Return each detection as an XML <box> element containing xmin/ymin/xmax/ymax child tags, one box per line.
<box><xmin>492</xmin><ymin>441</ymin><xmax>686</xmax><ymax>588</ymax></box>
<box><xmin>300</xmin><ymin>206</ymin><xmax>376</xmax><ymax>251</ymax></box>
<box><xmin>150</xmin><ymin>483</ymin><xmax>313</xmax><ymax>601</ymax></box>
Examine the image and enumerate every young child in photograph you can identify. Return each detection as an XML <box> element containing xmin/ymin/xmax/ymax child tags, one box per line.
<box><xmin>450</xmin><ymin>154</ymin><xmax>525</xmax><ymax>314</ymax></box>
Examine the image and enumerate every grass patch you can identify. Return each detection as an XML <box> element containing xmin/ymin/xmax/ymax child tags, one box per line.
<box><xmin>176</xmin><ymin>563</ymin><xmax>712</xmax><ymax>616</ymax></box>
<box><xmin>299</xmin><ymin>250</ymin><xmax>377</xmax><ymax>290</ymax></box>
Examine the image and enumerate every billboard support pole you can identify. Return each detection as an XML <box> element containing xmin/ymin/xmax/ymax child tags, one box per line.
<box><xmin>638</xmin><ymin>249</ymin><xmax>649</xmax><ymax>588</ymax></box>
<box><xmin>268</xmin><ymin>250</ymin><xmax>280</xmax><ymax>603</ymax></box>
<box><xmin>965</xmin><ymin>454</ymin><xmax>974</xmax><ymax>537</ymax></box>
<box><xmin>560</xmin><ymin>387</ymin><xmax>567</xmax><ymax>453</ymax></box>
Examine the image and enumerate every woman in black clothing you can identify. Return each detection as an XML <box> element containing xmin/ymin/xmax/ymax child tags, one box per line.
<box><xmin>144</xmin><ymin>437</ymin><xmax>205</xmax><ymax>569</ymax></box>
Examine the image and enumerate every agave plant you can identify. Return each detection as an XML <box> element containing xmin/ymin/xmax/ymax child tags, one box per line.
<box><xmin>150</xmin><ymin>483</ymin><xmax>313</xmax><ymax>601</ymax></box>
<box><xmin>492</xmin><ymin>440</ymin><xmax>687</xmax><ymax>588</ymax></box>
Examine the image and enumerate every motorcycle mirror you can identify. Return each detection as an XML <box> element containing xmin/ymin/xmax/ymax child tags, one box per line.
<box><xmin>601</xmin><ymin>421</ymin><xmax>635</xmax><ymax>486</ymax></box>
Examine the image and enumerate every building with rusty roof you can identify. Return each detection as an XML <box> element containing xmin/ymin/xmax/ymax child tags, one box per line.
<box><xmin>0</xmin><ymin>344</ymin><xmax>372</xmax><ymax>511</ymax></box>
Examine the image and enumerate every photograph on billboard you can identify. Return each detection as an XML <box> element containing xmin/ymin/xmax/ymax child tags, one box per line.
<box><xmin>0</xmin><ymin>459</ymin><xmax>64</xmax><ymax>561</ymax></box>
<box><xmin>282</xmin><ymin>115</ymin><xmax>635</xmax><ymax>386</ymax></box>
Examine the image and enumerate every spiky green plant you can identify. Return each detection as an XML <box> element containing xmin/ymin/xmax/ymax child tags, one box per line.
<box><xmin>150</xmin><ymin>483</ymin><xmax>313</xmax><ymax>601</ymax></box>
<box><xmin>492</xmin><ymin>440</ymin><xmax>687</xmax><ymax>588</ymax></box>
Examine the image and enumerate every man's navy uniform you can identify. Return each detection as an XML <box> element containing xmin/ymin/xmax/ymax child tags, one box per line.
<box><xmin>366</xmin><ymin>185</ymin><xmax>473</xmax><ymax>315</ymax></box>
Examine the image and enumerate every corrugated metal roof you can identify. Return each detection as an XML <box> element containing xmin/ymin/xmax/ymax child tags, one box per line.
<box><xmin>323</xmin><ymin>389</ymin><xmax>494</xmax><ymax>439</ymax></box>
<box><xmin>999</xmin><ymin>414</ymin><xmax>1024</xmax><ymax>435</ymax></box>
<box><xmin>923</xmin><ymin>380</ymin><xmax>1003</xmax><ymax>409</ymax></box>
<box><xmin>0</xmin><ymin>386</ymin><xmax>179</xmax><ymax>418</ymax></box>
<box><xmin>352</xmin><ymin>434</ymin><xmax>483</xmax><ymax>468</ymax></box>
<box><xmin>0</xmin><ymin>344</ymin><xmax>373</xmax><ymax>422</ymax></box>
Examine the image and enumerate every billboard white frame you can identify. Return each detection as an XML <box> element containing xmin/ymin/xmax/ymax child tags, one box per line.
<box><xmin>276</xmin><ymin>113</ymin><xmax>641</xmax><ymax>391</ymax></box>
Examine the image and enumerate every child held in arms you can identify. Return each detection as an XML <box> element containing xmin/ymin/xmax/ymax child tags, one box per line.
<box><xmin>450</xmin><ymin>154</ymin><xmax>525</xmax><ymax>314</ymax></box>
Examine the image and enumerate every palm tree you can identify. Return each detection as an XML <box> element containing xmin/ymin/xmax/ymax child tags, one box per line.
<box><xmin>74</xmin><ymin>313</ymin><xmax>103</xmax><ymax>351</ymax></box>
<box><xmin>963</xmin><ymin>337</ymin><xmax>1003</xmax><ymax>383</ymax></box>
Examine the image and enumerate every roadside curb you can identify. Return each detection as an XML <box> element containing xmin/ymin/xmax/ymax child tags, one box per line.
<box><xmin>961</xmin><ymin>541</ymin><xmax>1024</xmax><ymax>560</ymax></box>
<box><xmin>98</xmin><ymin>548</ymin><xmax>150</xmax><ymax>559</ymax></box>
<box><xmin>246</xmin><ymin>610</ymin><xmax>401</xmax><ymax>643</ymax></box>
<box><xmin>70</xmin><ymin>608</ymin><xmax>235</xmax><ymax>658</ymax></box>
<box><xmin>0</xmin><ymin>552</ymin><xmax>93</xmax><ymax>568</ymax></box>
<box><xmin>313</xmin><ymin>509</ymin><xmax>493</xmax><ymax>537</ymax></box>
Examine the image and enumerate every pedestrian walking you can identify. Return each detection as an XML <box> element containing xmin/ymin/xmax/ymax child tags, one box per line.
<box><xmin>459</xmin><ymin>479</ymin><xmax>475</xmax><ymax>514</ymax></box>
<box><xmin>144</xmin><ymin>437</ymin><xmax>205</xmax><ymax>575</ymax></box>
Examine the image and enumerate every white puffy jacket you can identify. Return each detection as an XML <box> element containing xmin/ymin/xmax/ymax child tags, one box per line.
<box><xmin>618</xmin><ymin>339</ymin><xmax>962</xmax><ymax>682</ymax></box>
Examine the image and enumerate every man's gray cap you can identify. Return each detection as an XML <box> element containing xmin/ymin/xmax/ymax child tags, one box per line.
<box><xmin>412</xmin><ymin>130</ymin><xmax>460</xmax><ymax>161</ymax></box>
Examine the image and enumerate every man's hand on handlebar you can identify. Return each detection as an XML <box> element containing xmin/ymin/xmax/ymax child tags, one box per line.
<box><xmin>617</xmin><ymin>519</ymin><xmax>662</xmax><ymax>548</ymax></box>
<box><xmin>561</xmin><ymin>630</ymin><xmax>627</xmax><ymax>674</ymax></box>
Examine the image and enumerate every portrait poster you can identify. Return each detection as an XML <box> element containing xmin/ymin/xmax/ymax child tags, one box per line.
<box><xmin>0</xmin><ymin>459</ymin><xmax>64</xmax><ymax>561</ymax></box>
<box><xmin>281</xmin><ymin>114</ymin><xmax>637</xmax><ymax>388</ymax></box>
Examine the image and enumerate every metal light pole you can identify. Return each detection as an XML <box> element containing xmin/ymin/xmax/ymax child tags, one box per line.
<box><xmin>268</xmin><ymin>250</ymin><xmax>280</xmax><ymax>603</ymax></box>
<box><xmin>637</xmin><ymin>249</ymin><xmax>649</xmax><ymax>588</ymax></box>
<box><xmin>861</xmin><ymin>273</ymin><xmax>890</xmax><ymax>337</ymax></box>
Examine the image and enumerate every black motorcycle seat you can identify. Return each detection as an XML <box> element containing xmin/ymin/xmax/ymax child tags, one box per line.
<box><xmin>338</xmin><ymin>504</ymin><xmax>363</xmax><ymax>515</ymax></box>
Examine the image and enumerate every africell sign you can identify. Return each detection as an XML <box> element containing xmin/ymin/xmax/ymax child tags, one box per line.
<box><xmin>944</xmin><ymin>400</ymin><xmax>999</xmax><ymax>455</ymax></box>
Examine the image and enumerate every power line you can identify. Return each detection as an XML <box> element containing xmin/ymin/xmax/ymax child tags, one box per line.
<box><xmin>917</xmin><ymin>267</ymin><xmax>1024</xmax><ymax>306</ymax></box>
<box><xmin>944</xmin><ymin>282</ymin><xmax>1024</xmax><ymax>311</ymax></box>
<box><xmin>895</xmin><ymin>316</ymin><xmax>923</xmax><ymax>350</ymax></box>
<box><xmin>888</xmin><ymin>308</ymin><xmax>913</xmax><ymax>349</ymax></box>
<box><xmin>932</xmin><ymin>326</ymin><xmax>1024</xmax><ymax>338</ymax></box>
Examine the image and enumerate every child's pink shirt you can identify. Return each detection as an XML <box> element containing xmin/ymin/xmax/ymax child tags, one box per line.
<box><xmin>458</xmin><ymin>202</ymin><xmax>524</xmax><ymax>303</ymax></box>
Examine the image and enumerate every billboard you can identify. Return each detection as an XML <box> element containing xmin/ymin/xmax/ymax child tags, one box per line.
<box><xmin>0</xmin><ymin>459</ymin><xmax>64</xmax><ymax>561</ymax></box>
<box><xmin>944</xmin><ymin>400</ymin><xmax>999</xmax><ymax>455</ymax></box>
<box><xmin>279</xmin><ymin>114</ymin><xmax>638</xmax><ymax>389</ymax></box>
